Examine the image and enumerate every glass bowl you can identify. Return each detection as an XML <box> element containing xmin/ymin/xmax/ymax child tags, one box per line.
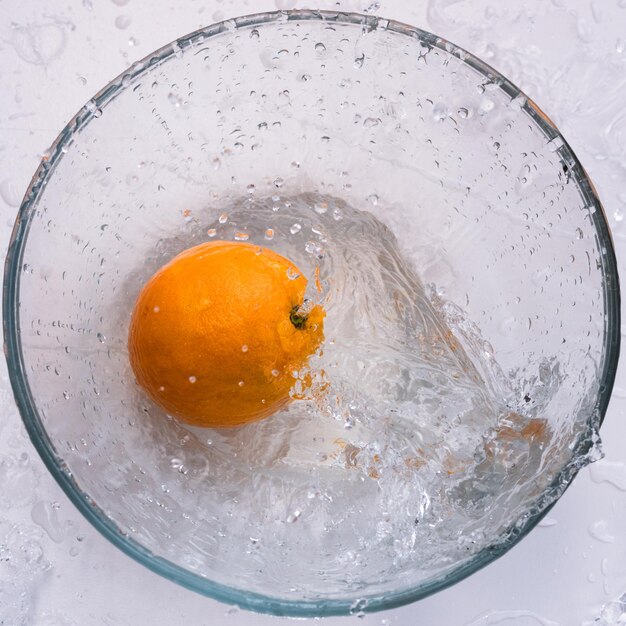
<box><xmin>3</xmin><ymin>9</ymin><xmax>620</xmax><ymax>617</ymax></box>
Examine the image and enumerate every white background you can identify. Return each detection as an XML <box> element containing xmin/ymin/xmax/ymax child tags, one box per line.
<box><xmin>1</xmin><ymin>0</ymin><xmax>625</xmax><ymax>624</ymax></box>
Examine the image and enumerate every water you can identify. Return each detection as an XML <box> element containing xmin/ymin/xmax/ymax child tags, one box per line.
<box><xmin>132</xmin><ymin>192</ymin><xmax>573</xmax><ymax>591</ymax></box>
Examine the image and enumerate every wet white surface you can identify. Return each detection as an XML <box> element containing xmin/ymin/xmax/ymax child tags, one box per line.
<box><xmin>1</xmin><ymin>0</ymin><xmax>625</xmax><ymax>624</ymax></box>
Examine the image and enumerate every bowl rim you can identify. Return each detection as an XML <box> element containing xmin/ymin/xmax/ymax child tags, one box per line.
<box><xmin>3</xmin><ymin>8</ymin><xmax>621</xmax><ymax>618</ymax></box>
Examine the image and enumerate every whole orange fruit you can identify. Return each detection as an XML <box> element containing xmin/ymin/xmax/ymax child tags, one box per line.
<box><xmin>128</xmin><ymin>241</ymin><xmax>325</xmax><ymax>428</ymax></box>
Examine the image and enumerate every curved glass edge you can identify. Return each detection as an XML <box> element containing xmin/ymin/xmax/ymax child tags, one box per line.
<box><xmin>2</xmin><ymin>9</ymin><xmax>620</xmax><ymax>618</ymax></box>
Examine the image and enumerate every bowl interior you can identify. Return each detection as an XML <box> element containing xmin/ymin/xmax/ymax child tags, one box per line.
<box><xmin>4</xmin><ymin>10</ymin><xmax>619</xmax><ymax>617</ymax></box>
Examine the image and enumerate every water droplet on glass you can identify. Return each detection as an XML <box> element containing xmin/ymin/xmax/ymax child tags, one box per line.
<box><xmin>188</xmin><ymin>376</ymin><xmax>197</xmax><ymax>384</ymax></box>
<box><xmin>290</xmin><ymin>223</ymin><xmax>302</xmax><ymax>235</ymax></box>
<box><xmin>250</xmin><ymin>28</ymin><xmax>260</xmax><ymax>40</ymax></box>
<box><xmin>234</xmin><ymin>231</ymin><xmax>249</xmax><ymax>241</ymax></box>
<box><xmin>264</xmin><ymin>228</ymin><xmax>274</xmax><ymax>240</ymax></box>
<box><xmin>614</xmin><ymin>208</ymin><xmax>624</xmax><ymax>222</ymax></box>
<box><xmin>153</xmin><ymin>306</ymin><xmax>160</xmax><ymax>313</ymax></box>
<box><xmin>273</xmin><ymin>177</ymin><xmax>284</xmax><ymax>188</ymax></box>
<box><xmin>96</xmin><ymin>332</ymin><xmax>106</xmax><ymax>343</ymax></box>
<box><xmin>458</xmin><ymin>107</ymin><xmax>470</xmax><ymax>119</ymax></box>
<box><xmin>241</xmin><ymin>345</ymin><xmax>248</xmax><ymax>353</ymax></box>
<box><xmin>588</xmin><ymin>520</ymin><xmax>615</xmax><ymax>544</ymax></box>
<box><xmin>432</xmin><ymin>102</ymin><xmax>448</xmax><ymax>122</ymax></box>
<box><xmin>271</xmin><ymin>369</ymin><xmax>280</xmax><ymax>377</ymax></box>
<box><xmin>62</xmin><ymin>391</ymin><xmax>70</xmax><ymax>400</ymax></box>
<box><xmin>367</xmin><ymin>194</ymin><xmax>379</xmax><ymax>206</ymax></box>
<box><xmin>246</xmin><ymin>183</ymin><xmax>256</xmax><ymax>194</ymax></box>
<box><xmin>354</xmin><ymin>53</ymin><xmax>365</xmax><ymax>69</ymax></box>
<box><xmin>238</xmin><ymin>380</ymin><xmax>245</xmax><ymax>387</ymax></box>
<box><xmin>287</xmin><ymin>510</ymin><xmax>301</xmax><ymax>523</ymax></box>
<box><xmin>315</xmin><ymin>42</ymin><xmax>327</xmax><ymax>54</ymax></box>
<box><xmin>350</xmin><ymin>598</ymin><xmax>369</xmax><ymax>616</ymax></box>
<box><xmin>218</xmin><ymin>213</ymin><xmax>228</xmax><ymax>224</ymax></box>
<box><xmin>114</xmin><ymin>14</ymin><xmax>131</xmax><ymax>30</ymax></box>
<box><xmin>207</xmin><ymin>228</ymin><xmax>217</xmax><ymax>237</ymax></box>
<box><xmin>363</xmin><ymin>117</ymin><xmax>380</xmax><ymax>128</ymax></box>
<box><xmin>168</xmin><ymin>92</ymin><xmax>183</xmax><ymax>108</ymax></box>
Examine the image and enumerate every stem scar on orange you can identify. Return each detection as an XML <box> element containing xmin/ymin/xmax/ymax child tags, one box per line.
<box><xmin>128</xmin><ymin>241</ymin><xmax>325</xmax><ymax>428</ymax></box>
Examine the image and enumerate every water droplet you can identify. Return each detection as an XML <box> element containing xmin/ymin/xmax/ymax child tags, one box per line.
<box><xmin>153</xmin><ymin>306</ymin><xmax>160</xmax><ymax>313</ymax></box>
<box><xmin>365</xmin><ymin>1</ymin><xmax>381</xmax><ymax>12</ymax></box>
<box><xmin>367</xmin><ymin>194</ymin><xmax>379</xmax><ymax>206</ymax></box>
<box><xmin>614</xmin><ymin>208</ymin><xmax>624</xmax><ymax>222</ymax></box>
<box><xmin>287</xmin><ymin>510</ymin><xmax>301</xmax><ymax>523</ymax></box>
<box><xmin>218</xmin><ymin>213</ymin><xmax>228</xmax><ymax>224</ymax></box>
<box><xmin>271</xmin><ymin>369</ymin><xmax>280</xmax><ymax>377</ymax></box>
<box><xmin>333</xmin><ymin>209</ymin><xmax>343</xmax><ymax>221</ymax></box>
<box><xmin>207</xmin><ymin>228</ymin><xmax>217</xmax><ymax>237</ymax></box>
<box><xmin>241</xmin><ymin>345</ymin><xmax>248</xmax><ymax>353</ymax></box>
<box><xmin>287</xmin><ymin>267</ymin><xmax>300</xmax><ymax>280</ymax></box>
<box><xmin>158</xmin><ymin>386</ymin><xmax>165</xmax><ymax>392</ymax></box>
<box><xmin>264</xmin><ymin>228</ymin><xmax>274</xmax><ymax>240</ymax></box>
<box><xmin>31</xmin><ymin>501</ymin><xmax>65</xmax><ymax>543</ymax></box>
<box><xmin>114</xmin><ymin>14</ymin><xmax>131</xmax><ymax>30</ymax></box>
<box><xmin>315</xmin><ymin>42</ymin><xmax>326</xmax><ymax>54</ymax></box>
<box><xmin>250</xmin><ymin>28</ymin><xmax>259</xmax><ymax>40</ymax></box>
<box><xmin>350</xmin><ymin>598</ymin><xmax>369</xmax><ymax>617</ymax></box>
<box><xmin>0</xmin><ymin>178</ymin><xmax>22</xmax><ymax>207</ymax></box>
<box><xmin>354</xmin><ymin>53</ymin><xmax>365</xmax><ymax>69</ymax></box>
<box><xmin>246</xmin><ymin>183</ymin><xmax>256</xmax><ymax>194</ymax></box>
<box><xmin>234</xmin><ymin>231</ymin><xmax>249</xmax><ymax>241</ymax></box>
<box><xmin>188</xmin><ymin>376</ymin><xmax>197</xmax><ymax>384</ymax></box>
<box><xmin>458</xmin><ymin>107</ymin><xmax>470</xmax><ymax>119</ymax></box>
<box><xmin>168</xmin><ymin>92</ymin><xmax>183</xmax><ymax>108</ymax></box>
<box><xmin>238</xmin><ymin>380</ymin><xmax>245</xmax><ymax>387</ymax></box>
<box><xmin>273</xmin><ymin>177</ymin><xmax>284</xmax><ymax>188</ymax></box>
<box><xmin>432</xmin><ymin>102</ymin><xmax>448</xmax><ymax>121</ymax></box>
<box><xmin>290</xmin><ymin>223</ymin><xmax>302</xmax><ymax>235</ymax></box>
<box><xmin>62</xmin><ymin>391</ymin><xmax>70</xmax><ymax>400</ymax></box>
<box><xmin>96</xmin><ymin>332</ymin><xmax>106</xmax><ymax>343</ymax></box>
<box><xmin>69</xmin><ymin>546</ymin><xmax>80</xmax><ymax>557</ymax></box>
<box><xmin>479</xmin><ymin>97</ymin><xmax>495</xmax><ymax>114</ymax></box>
<box><xmin>589</xmin><ymin>460</ymin><xmax>626</xmax><ymax>491</ymax></box>
<box><xmin>314</xmin><ymin>201</ymin><xmax>328</xmax><ymax>214</ymax></box>
<box><xmin>363</xmin><ymin>117</ymin><xmax>380</xmax><ymax>128</ymax></box>
<box><xmin>538</xmin><ymin>517</ymin><xmax>558</xmax><ymax>528</ymax></box>
<box><xmin>588</xmin><ymin>520</ymin><xmax>615</xmax><ymax>544</ymax></box>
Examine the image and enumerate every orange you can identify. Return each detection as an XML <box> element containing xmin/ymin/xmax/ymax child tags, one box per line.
<box><xmin>128</xmin><ymin>241</ymin><xmax>325</xmax><ymax>428</ymax></box>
